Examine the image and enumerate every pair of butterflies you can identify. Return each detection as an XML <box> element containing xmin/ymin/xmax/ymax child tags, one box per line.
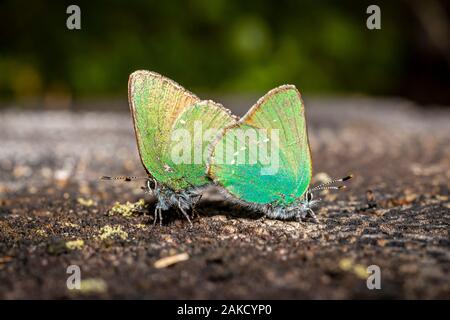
<box><xmin>102</xmin><ymin>70</ymin><xmax>351</xmax><ymax>226</ymax></box>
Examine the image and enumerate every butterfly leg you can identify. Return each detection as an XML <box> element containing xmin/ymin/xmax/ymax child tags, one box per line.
<box><xmin>153</xmin><ymin>207</ymin><xmax>158</xmax><ymax>226</ymax></box>
<box><xmin>158</xmin><ymin>207</ymin><xmax>163</xmax><ymax>226</ymax></box>
<box><xmin>307</xmin><ymin>208</ymin><xmax>319</xmax><ymax>223</ymax></box>
<box><xmin>192</xmin><ymin>194</ymin><xmax>203</xmax><ymax>219</ymax></box>
<box><xmin>294</xmin><ymin>208</ymin><xmax>310</xmax><ymax>222</ymax></box>
<box><xmin>178</xmin><ymin>205</ymin><xmax>193</xmax><ymax>228</ymax></box>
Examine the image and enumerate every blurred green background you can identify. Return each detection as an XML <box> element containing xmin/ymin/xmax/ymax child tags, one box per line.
<box><xmin>0</xmin><ymin>0</ymin><xmax>449</xmax><ymax>107</ymax></box>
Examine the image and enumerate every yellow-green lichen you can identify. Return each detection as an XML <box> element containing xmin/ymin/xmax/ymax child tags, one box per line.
<box><xmin>61</xmin><ymin>221</ymin><xmax>80</xmax><ymax>228</ymax></box>
<box><xmin>78</xmin><ymin>278</ymin><xmax>108</xmax><ymax>294</ymax></box>
<box><xmin>107</xmin><ymin>199</ymin><xmax>146</xmax><ymax>217</ymax></box>
<box><xmin>353</xmin><ymin>264</ymin><xmax>369</xmax><ymax>279</ymax></box>
<box><xmin>339</xmin><ymin>258</ymin><xmax>368</xmax><ymax>279</ymax></box>
<box><xmin>339</xmin><ymin>258</ymin><xmax>353</xmax><ymax>271</ymax></box>
<box><xmin>134</xmin><ymin>223</ymin><xmax>148</xmax><ymax>230</ymax></box>
<box><xmin>65</xmin><ymin>239</ymin><xmax>84</xmax><ymax>250</ymax></box>
<box><xmin>77</xmin><ymin>197</ymin><xmax>96</xmax><ymax>207</ymax></box>
<box><xmin>98</xmin><ymin>225</ymin><xmax>128</xmax><ymax>241</ymax></box>
<box><xmin>35</xmin><ymin>229</ymin><xmax>48</xmax><ymax>237</ymax></box>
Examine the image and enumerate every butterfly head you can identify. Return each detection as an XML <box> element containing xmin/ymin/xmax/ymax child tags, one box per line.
<box><xmin>266</xmin><ymin>175</ymin><xmax>353</xmax><ymax>222</ymax></box>
<box><xmin>287</xmin><ymin>190</ymin><xmax>321</xmax><ymax>212</ymax></box>
<box><xmin>304</xmin><ymin>190</ymin><xmax>322</xmax><ymax>207</ymax></box>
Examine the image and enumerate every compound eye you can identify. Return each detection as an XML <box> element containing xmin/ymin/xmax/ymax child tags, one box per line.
<box><xmin>147</xmin><ymin>179</ymin><xmax>156</xmax><ymax>190</ymax></box>
<box><xmin>306</xmin><ymin>192</ymin><xmax>313</xmax><ymax>201</ymax></box>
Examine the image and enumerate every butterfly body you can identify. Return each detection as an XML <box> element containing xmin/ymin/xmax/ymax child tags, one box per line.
<box><xmin>224</xmin><ymin>189</ymin><xmax>320</xmax><ymax>222</ymax></box>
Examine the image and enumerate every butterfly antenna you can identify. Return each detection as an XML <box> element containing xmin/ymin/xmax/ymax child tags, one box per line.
<box><xmin>100</xmin><ymin>175</ymin><xmax>148</xmax><ymax>182</ymax></box>
<box><xmin>311</xmin><ymin>185</ymin><xmax>346</xmax><ymax>192</ymax></box>
<box><xmin>310</xmin><ymin>174</ymin><xmax>353</xmax><ymax>192</ymax></box>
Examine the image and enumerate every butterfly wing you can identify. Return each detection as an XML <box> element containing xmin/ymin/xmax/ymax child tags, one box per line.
<box><xmin>208</xmin><ymin>85</ymin><xmax>312</xmax><ymax>205</ymax></box>
<box><xmin>129</xmin><ymin>70</ymin><xmax>236</xmax><ymax>191</ymax></box>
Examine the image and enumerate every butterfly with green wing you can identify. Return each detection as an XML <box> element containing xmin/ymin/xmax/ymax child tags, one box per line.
<box><xmin>102</xmin><ymin>71</ymin><xmax>237</xmax><ymax>226</ymax></box>
<box><xmin>207</xmin><ymin>85</ymin><xmax>352</xmax><ymax>222</ymax></box>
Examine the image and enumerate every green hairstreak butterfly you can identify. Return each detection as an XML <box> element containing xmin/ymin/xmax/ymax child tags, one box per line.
<box><xmin>207</xmin><ymin>85</ymin><xmax>351</xmax><ymax>222</ymax></box>
<box><xmin>103</xmin><ymin>70</ymin><xmax>237</xmax><ymax>225</ymax></box>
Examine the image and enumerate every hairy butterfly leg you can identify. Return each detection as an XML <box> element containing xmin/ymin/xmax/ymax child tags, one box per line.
<box><xmin>192</xmin><ymin>194</ymin><xmax>203</xmax><ymax>218</ymax></box>
<box><xmin>158</xmin><ymin>207</ymin><xmax>163</xmax><ymax>226</ymax></box>
<box><xmin>178</xmin><ymin>202</ymin><xmax>193</xmax><ymax>227</ymax></box>
<box><xmin>153</xmin><ymin>207</ymin><xmax>158</xmax><ymax>226</ymax></box>
<box><xmin>307</xmin><ymin>208</ymin><xmax>319</xmax><ymax>223</ymax></box>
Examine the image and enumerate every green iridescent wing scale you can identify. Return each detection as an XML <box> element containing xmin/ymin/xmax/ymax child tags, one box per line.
<box><xmin>129</xmin><ymin>70</ymin><xmax>236</xmax><ymax>191</ymax></box>
<box><xmin>164</xmin><ymin>100</ymin><xmax>236</xmax><ymax>189</ymax></box>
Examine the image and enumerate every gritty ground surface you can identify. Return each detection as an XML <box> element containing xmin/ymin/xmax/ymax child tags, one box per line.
<box><xmin>0</xmin><ymin>97</ymin><xmax>449</xmax><ymax>299</ymax></box>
